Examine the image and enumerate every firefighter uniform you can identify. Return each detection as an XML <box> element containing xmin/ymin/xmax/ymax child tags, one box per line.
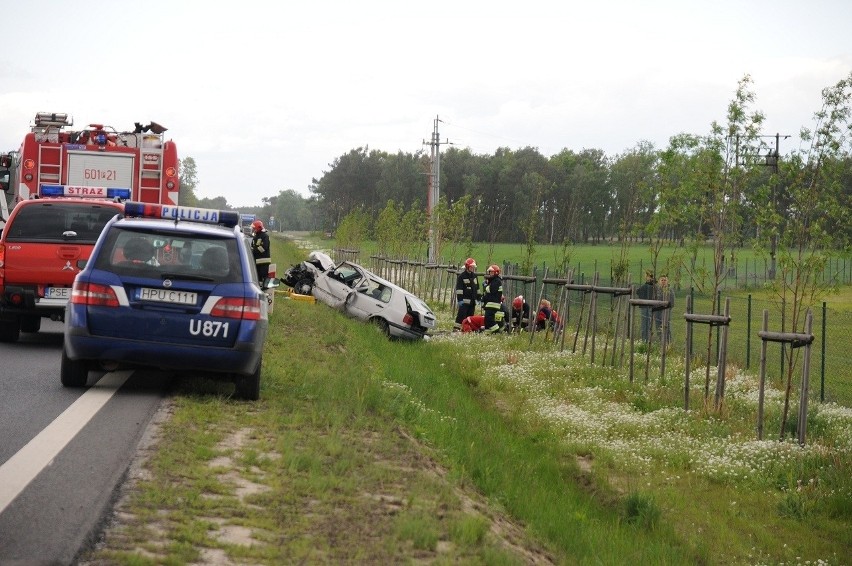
<box><xmin>511</xmin><ymin>297</ymin><xmax>531</xmax><ymax>331</ymax></box>
<box><xmin>481</xmin><ymin>266</ymin><xmax>504</xmax><ymax>333</ymax></box>
<box><xmin>250</xmin><ymin>221</ymin><xmax>271</xmax><ymax>287</ymax></box>
<box><xmin>454</xmin><ymin>261</ymin><xmax>480</xmax><ymax>330</ymax></box>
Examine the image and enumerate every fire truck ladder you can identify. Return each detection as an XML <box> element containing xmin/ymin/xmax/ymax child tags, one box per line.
<box><xmin>37</xmin><ymin>145</ymin><xmax>63</xmax><ymax>186</ymax></box>
<box><xmin>138</xmin><ymin>134</ymin><xmax>165</xmax><ymax>203</ymax></box>
<box><xmin>32</xmin><ymin>114</ymin><xmax>70</xmax><ymax>190</ymax></box>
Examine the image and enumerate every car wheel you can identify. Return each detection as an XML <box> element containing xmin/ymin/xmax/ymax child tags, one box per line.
<box><xmin>235</xmin><ymin>357</ymin><xmax>261</xmax><ymax>401</ymax></box>
<box><xmin>0</xmin><ymin>317</ymin><xmax>21</xmax><ymax>343</ymax></box>
<box><xmin>61</xmin><ymin>348</ymin><xmax>90</xmax><ymax>387</ymax></box>
<box><xmin>374</xmin><ymin>318</ymin><xmax>391</xmax><ymax>338</ymax></box>
<box><xmin>20</xmin><ymin>316</ymin><xmax>41</xmax><ymax>333</ymax></box>
<box><xmin>295</xmin><ymin>277</ymin><xmax>313</xmax><ymax>295</ymax></box>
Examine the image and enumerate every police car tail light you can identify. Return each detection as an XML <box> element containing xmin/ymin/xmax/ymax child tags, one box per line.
<box><xmin>71</xmin><ymin>281</ymin><xmax>119</xmax><ymax>307</ymax></box>
<box><xmin>124</xmin><ymin>201</ymin><xmax>240</xmax><ymax>228</ymax></box>
<box><xmin>402</xmin><ymin>313</ymin><xmax>414</xmax><ymax>326</ymax></box>
<box><xmin>210</xmin><ymin>297</ymin><xmax>261</xmax><ymax>320</ymax></box>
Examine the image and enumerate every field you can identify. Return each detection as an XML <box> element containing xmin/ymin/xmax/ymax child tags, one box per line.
<box><xmin>81</xmin><ymin>235</ymin><xmax>852</xmax><ymax>565</ymax></box>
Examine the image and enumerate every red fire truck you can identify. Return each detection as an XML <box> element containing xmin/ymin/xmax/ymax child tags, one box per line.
<box><xmin>2</xmin><ymin>112</ymin><xmax>179</xmax><ymax>227</ymax></box>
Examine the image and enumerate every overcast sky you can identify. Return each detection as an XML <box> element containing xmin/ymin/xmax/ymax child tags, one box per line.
<box><xmin>1</xmin><ymin>0</ymin><xmax>850</xmax><ymax>207</ymax></box>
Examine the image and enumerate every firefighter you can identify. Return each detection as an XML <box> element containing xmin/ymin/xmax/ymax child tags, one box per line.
<box><xmin>454</xmin><ymin>258</ymin><xmax>480</xmax><ymax>331</ymax></box>
<box><xmin>481</xmin><ymin>264</ymin><xmax>504</xmax><ymax>333</ymax></box>
<box><xmin>461</xmin><ymin>314</ymin><xmax>485</xmax><ymax>332</ymax></box>
<box><xmin>535</xmin><ymin>299</ymin><xmax>562</xmax><ymax>331</ymax></box>
<box><xmin>250</xmin><ymin>220</ymin><xmax>271</xmax><ymax>288</ymax></box>
<box><xmin>511</xmin><ymin>295</ymin><xmax>530</xmax><ymax>331</ymax></box>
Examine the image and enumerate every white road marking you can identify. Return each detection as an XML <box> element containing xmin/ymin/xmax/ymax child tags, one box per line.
<box><xmin>0</xmin><ymin>371</ymin><xmax>131</xmax><ymax>514</ymax></box>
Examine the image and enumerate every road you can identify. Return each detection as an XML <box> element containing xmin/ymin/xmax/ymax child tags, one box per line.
<box><xmin>0</xmin><ymin>320</ymin><xmax>167</xmax><ymax>565</ymax></box>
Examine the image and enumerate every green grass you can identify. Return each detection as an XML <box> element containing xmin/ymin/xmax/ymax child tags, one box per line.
<box><xmin>82</xmin><ymin>235</ymin><xmax>852</xmax><ymax>565</ymax></box>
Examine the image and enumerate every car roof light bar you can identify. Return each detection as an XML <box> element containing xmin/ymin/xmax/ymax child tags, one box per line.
<box><xmin>124</xmin><ymin>201</ymin><xmax>240</xmax><ymax>228</ymax></box>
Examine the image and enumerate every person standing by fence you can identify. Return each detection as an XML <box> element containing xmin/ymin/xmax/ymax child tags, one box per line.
<box><xmin>637</xmin><ymin>270</ymin><xmax>656</xmax><ymax>342</ymax></box>
<box><xmin>454</xmin><ymin>258</ymin><xmax>480</xmax><ymax>331</ymax></box>
<box><xmin>654</xmin><ymin>275</ymin><xmax>675</xmax><ymax>344</ymax></box>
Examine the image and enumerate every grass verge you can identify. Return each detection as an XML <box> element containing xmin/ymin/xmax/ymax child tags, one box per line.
<box><xmin>81</xmin><ymin>236</ymin><xmax>851</xmax><ymax>565</ymax></box>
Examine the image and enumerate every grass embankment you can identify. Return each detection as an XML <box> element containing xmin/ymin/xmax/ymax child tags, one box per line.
<box><xmin>83</xmin><ymin>236</ymin><xmax>852</xmax><ymax>565</ymax></box>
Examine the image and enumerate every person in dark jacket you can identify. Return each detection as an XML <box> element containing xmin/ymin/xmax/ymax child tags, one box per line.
<box><xmin>535</xmin><ymin>298</ymin><xmax>562</xmax><ymax>331</ymax></box>
<box><xmin>637</xmin><ymin>270</ymin><xmax>656</xmax><ymax>342</ymax></box>
<box><xmin>454</xmin><ymin>258</ymin><xmax>479</xmax><ymax>331</ymax></box>
<box><xmin>511</xmin><ymin>295</ymin><xmax>530</xmax><ymax>331</ymax></box>
<box><xmin>481</xmin><ymin>264</ymin><xmax>505</xmax><ymax>333</ymax></box>
<box><xmin>653</xmin><ymin>275</ymin><xmax>675</xmax><ymax>345</ymax></box>
<box><xmin>250</xmin><ymin>220</ymin><xmax>271</xmax><ymax>288</ymax></box>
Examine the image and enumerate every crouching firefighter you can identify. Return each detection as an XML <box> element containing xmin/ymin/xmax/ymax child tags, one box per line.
<box><xmin>482</xmin><ymin>264</ymin><xmax>505</xmax><ymax>333</ymax></box>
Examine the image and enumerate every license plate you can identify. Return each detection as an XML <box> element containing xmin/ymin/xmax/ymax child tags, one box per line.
<box><xmin>139</xmin><ymin>287</ymin><xmax>198</xmax><ymax>305</ymax></box>
<box><xmin>45</xmin><ymin>287</ymin><xmax>71</xmax><ymax>300</ymax></box>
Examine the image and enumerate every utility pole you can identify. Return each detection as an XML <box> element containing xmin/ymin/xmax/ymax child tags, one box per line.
<box><xmin>764</xmin><ymin>133</ymin><xmax>789</xmax><ymax>280</ymax></box>
<box><xmin>732</xmin><ymin>133</ymin><xmax>789</xmax><ymax>281</ymax></box>
<box><xmin>423</xmin><ymin>116</ymin><xmax>451</xmax><ymax>263</ymax></box>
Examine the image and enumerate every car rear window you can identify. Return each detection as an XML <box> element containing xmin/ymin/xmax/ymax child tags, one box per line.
<box><xmin>93</xmin><ymin>227</ymin><xmax>244</xmax><ymax>283</ymax></box>
<box><xmin>4</xmin><ymin>202</ymin><xmax>120</xmax><ymax>243</ymax></box>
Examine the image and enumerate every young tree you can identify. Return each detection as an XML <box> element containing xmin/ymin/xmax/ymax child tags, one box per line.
<box><xmin>657</xmin><ymin>75</ymin><xmax>766</xmax><ymax>403</ymax></box>
<box><xmin>178</xmin><ymin>157</ymin><xmax>199</xmax><ymax>206</ymax></box>
<box><xmin>755</xmin><ymin>72</ymin><xmax>852</xmax><ymax>439</ymax></box>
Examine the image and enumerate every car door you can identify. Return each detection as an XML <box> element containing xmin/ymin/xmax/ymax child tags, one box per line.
<box><xmin>345</xmin><ymin>277</ymin><xmax>389</xmax><ymax>322</ymax></box>
<box><xmin>313</xmin><ymin>263</ymin><xmax>363</xmax><ymax>310</ymax></box>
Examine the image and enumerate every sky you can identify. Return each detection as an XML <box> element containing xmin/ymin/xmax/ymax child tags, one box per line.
<box><xmin>1</xmin><ymin>0</ymin><xmax>850</xmax><ymax>207</ymax></box>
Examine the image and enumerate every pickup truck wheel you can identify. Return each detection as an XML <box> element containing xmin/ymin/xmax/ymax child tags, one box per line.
<box><xmin>0</xmin><ymin>317</ymin><xmax>21</xmax><ymax>343</ymax></box>
<box><xmin>234</xmin><ymin>357</ymin><xmax>261</xmax><ymax>401</ymax></box>
<box><xmin>21</xmin><ymin>316</ymin><xmax>41</xmax><ymax>333</ymax></box>
<box><xmin>61</xmin><ymin>348</ymin><xmax>90</xmax><ymax>387</ymax></box>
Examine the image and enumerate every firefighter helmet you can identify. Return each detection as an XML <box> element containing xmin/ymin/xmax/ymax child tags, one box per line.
<box><xmin>512</xmin><ymin>296</ymin><xmax>523</xmax><ymax>310</ymax></box>
<box><xmin>251</xmin><ymin>220</ymin><xmax>264</xmax><ymax>232</ymax></box>
<box><xmin>486</xmin><ymin>264</ymin><xmax>500</xmax><ymax>276</ymax></box>
<box><xmin>464</xmin><ymin>257</ymin><xmax>477</xmax><ymax>270</ymax></box>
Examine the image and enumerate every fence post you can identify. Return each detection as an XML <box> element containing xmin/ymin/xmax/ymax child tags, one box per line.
<box><xmin>821</xmin><ymin>301</ymin><xmax>827</xmax><ymax>403</ymax></box>
<box><xmin>746</xmin><ymin>294</ymin><xmax>752</xmax><ymax>369</ymax></box>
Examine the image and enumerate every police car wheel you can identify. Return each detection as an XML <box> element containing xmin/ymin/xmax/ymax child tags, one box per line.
<box><xmin>61</xmin><ymin>348</ymin><xmax>89</xmax><ymax>387</ymax></box>
<box><xmin>0</xmin><ymin>317</ymin><xmax>21</xmax><ymax>343</ymax></box>
<box><xmin>234</xmin><ymin>357</ymin><xmax>261</xmax><ymax>401</ymax></box>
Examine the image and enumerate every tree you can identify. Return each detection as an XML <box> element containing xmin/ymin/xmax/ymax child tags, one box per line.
<box><xmin>657</xmin><ymin>75</ymin><xmax>766</xmax><ymax>405</ymax></box>
<box><xmin>178</xmin><ymin>157</ymin><xmax>199</xmax><ymax>206</ymax></box>
<box><xmin>755</xmin><ymin>72</ymin><xmax>852</xmax><ymax>439</ymax></box>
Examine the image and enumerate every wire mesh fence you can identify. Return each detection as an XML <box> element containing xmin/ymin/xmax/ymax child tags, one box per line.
<box><xmin>333</xmin><ymin>249</ymin><xmax>852</xmax><ymax>407</ymax></box>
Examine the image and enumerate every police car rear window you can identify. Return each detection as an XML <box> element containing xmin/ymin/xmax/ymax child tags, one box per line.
<box><xmin>94</xmin><ymin>228</ymin><xmax>244</xmax><ymax>283</ymax></box>
<box><xmin>4</xmin><ymin>203</ymin><xmax>119</xmax><ymax>243</ymax></box>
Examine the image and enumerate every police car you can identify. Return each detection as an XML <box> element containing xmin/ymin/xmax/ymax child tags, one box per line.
<box><xmin>62</xmin><ymin>201</ymin><xmax>269</xmax><ymax>400</ymax></box>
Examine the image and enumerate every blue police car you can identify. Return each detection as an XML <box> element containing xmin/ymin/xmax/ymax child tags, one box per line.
<box><xmin>62</xmin><ymin>202</ymin><xmax>269</xmax><ymax>400</ymax></box>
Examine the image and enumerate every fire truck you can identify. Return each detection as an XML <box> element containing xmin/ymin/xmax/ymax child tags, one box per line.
<box><xmin>1</xmin><ymin>112</ymin><xmax>179</xmax><ymax>229</ymax></box>
<box><xmin>0</xmin><ymin>150</ymin><xmax>19</xmax><ymax>227</ymax></box>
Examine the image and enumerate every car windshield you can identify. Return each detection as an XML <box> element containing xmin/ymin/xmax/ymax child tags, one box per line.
<box><xmin>330</xmin><ymin>264</ymin><xmax>364</xmax><ymax>288</ymax></box>
<box><xmin>94</xmin><ymin>227</ymin><xmax>244</xmax><ymax>283</ymax></box>
<box><xmin>4</xmin><ymin>202</ymin><xmax>120</xmax><ymax>243</ymax></box>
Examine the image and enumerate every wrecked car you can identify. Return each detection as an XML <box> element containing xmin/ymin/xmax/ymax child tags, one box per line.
<box><xmin>284</xmin><ymin>251</ymin><xmax>436</xmax><ymax>340</ymax></box>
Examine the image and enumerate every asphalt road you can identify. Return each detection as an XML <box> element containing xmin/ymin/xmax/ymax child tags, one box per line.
<box><xmin>0</xmin><ymin>320</ymin><xmax>168</xmax><ymax>565</ymax></box>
